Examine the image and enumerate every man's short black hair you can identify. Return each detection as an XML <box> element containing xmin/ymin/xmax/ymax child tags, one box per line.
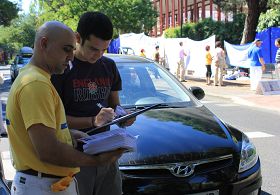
<box><xmin>77</xmin><ymin>11</ymin><xmax>113</xmax><ymax>45</ymax></box>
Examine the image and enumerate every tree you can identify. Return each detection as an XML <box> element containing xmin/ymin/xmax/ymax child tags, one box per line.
<box><xmin>240</xmin><ymin>0</ymin><xmax>268</xmax><ymax>44</ymax></box>
<box><xmin>213</xmin><ymin>0</ymin><xmax>245</xmax><ymax>14</ymax></box>
<box><xmin>37</xmin><ymin>0</ymin><xmax>157</xmax><ymax>36</ymax></box>
<box><xmin>257</xmin><ymin>0</ymin><xmax>280</xmax><ymax>31</ymax></box>
<box><xmin>0</xmin><ymin>0</ymin><xmax>19</xmax><ymax>26</ymax></box>
<box><xmin>0</xmin><ymin>14</ymin><xmax>37</xmax><ymax>53</ymax></box>
<box><xmin>214</xmin><ymin>0</ymin><xmax>269</xmax><ymax>44</ymax></box>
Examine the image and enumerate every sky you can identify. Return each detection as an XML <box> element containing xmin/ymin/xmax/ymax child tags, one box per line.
<box><xmin>9</xmin><ymin>0</ymin><xmax>32</xmax><ymax>13</ymax></box>
<box><xmin>21</xmin><ymin>0</ymin><xmax>32</xmax><ymax>13</ymax></box>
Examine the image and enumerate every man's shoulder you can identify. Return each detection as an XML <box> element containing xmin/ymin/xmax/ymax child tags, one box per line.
<box><xmin>20</xmin><ymin>65</ymin><xmax>50</xmax><ymax>84</ymax></box>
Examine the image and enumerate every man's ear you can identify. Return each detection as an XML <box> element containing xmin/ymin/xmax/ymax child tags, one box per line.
<box><xmin>40</xmin><ymin>37</ymin><xmax>48</xmax><ymax>49</ymax></box>
<box><xmin>75</xmin><ymin>32</ymin><xmax>81</xmax><ymax>44</ymax></box>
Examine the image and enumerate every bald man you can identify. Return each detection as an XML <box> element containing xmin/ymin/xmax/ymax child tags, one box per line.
<box><xmin>6</xmin><ymin>21</ymin><xmax>124</xmax><ymax>195</ymax></box>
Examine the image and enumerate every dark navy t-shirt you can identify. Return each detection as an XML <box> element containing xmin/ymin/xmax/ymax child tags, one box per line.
<box><xmin>51</xmin><ymin>56</ymin><xmax>122</xmax><ymax>118</ymax></box>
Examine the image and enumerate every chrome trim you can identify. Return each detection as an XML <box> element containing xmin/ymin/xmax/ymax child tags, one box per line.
<box><xmin>120</xmin><ymin>154</ymin><xmax>233</xmax><ymax>177</ymax></box>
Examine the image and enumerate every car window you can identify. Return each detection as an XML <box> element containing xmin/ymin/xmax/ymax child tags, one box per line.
<box><xmin>117</xmin><ymin>62</ymin><xmax>193</xmax><ymax>107</ymax></box>
<box><xmin>18</xmin><ymin>57</ymin><xmax>30</xmax><ymax>64</ymax></box>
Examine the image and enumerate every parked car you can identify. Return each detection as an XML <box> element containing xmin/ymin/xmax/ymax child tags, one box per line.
<box><xmin>111</xmin><ymin>54</ymin><xmax>261</xmax><ymax>195</ymax></box>
<box><xmin>118</xmin><ymin>46</ymin><xmax>135</xmax><ymax>55</ymax></box>
<box><xmin>10</xmin><ymin>47</ymin><xmax>33</xmax><ymax>82</ymax></box>
<box><xmin>0</xmin><ymin>54</ymin><xmax>261</xmax><ymax>195</ymax></box>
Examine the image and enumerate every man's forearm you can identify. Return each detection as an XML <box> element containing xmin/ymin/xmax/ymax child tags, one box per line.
<box><xmin>66</xmin><ymin>115</ymin><xmax>94</xmax><ymax>129</ymax></box>
<box><xmin>41</xmin><ymin>140</ymin><xmax>100</xmax><ymax>167</ymax></box>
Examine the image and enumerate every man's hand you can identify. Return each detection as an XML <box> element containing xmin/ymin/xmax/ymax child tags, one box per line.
<box><xmin>69</xmin><ymin>129</ymin><xmax>88</xmax><ymax>148</ymax></box>
<box><xmin>94</xmin><ymin>108</ymin><xmax>115</xmax><ymax>127</ymax></box>
<box><xmin>70</xmin><ymin>129</ymin><xmax>88</xmax><ymax>140</ymax></box>
<box><xmin>118</xmin><ymin>110</ymin><xmax>136</xmax><ymax>128</ymax></box>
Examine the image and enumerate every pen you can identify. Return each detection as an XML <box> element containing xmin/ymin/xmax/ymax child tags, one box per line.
<box><xmin>96</xmin><ymin>103</ymin><xmax>104</xmax><ymax>109</ymax></box>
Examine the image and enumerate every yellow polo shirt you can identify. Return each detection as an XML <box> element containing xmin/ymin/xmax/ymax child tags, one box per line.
<box><xmin>6</xmin><ymin>64</ymin><xmax>79</xmax><ymax>176</ymax></box>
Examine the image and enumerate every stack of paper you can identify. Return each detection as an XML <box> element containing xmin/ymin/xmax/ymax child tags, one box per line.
<box><xmin>80</xmin><ymin>128</ymin><xmax>137</xmax><ymax>155</ymax></box>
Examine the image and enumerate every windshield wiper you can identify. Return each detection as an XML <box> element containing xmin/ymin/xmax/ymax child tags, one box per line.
<box><xmin>124</xmin><ymin>103</ymin><xmax>187</xmax><ymax>110</ymax></box>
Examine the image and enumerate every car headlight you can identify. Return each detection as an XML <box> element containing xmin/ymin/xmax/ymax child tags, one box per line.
<box><xmin>238</xmin><ymin>133</ymin><xmax>258</xmax><ymax>173</ymax></box>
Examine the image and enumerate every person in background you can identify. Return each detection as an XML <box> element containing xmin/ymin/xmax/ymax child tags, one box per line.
<box><xmin>274</xmin><ymin>38</ymin><xmax>280</xmax><ymax>79</ymax></box>
<box><xmin>248</xmin><ymin>39</ymin><xmax>266</xmax><ymax>90</ymax></box>
<box><xmin>140</xmin><ymin>49</ymin><xmax>146</xmax><ymax>57</ymax></box>
<box><xmin>176</xmin><ymin>41</ymin><xmax>188</xmax><ymax>82</ymax></box>
<box><xmin>205</xmin><ymin>45</ymin><xmax>212</xmax><ymax>85</ymax></box>
<box><xmin>214</xmin><ymin>41</ymin><xmax>226</xmax><ymax>86</ymax></box>
<box><xmin>152</xmin><ymin>45</ymin><xmax>161</xmax><ymax>78</ymax></box>
<box><xmin>51</xmin><ymin>11</ymin><xmax>134</xmax><ymax>195</ymax></box>
<box><xmin>154</xmin><ymin>45</ymin><xmax>160</xmax><ymax>63</ymax></box>
<box><xmin>6</xmin><ymin>21</ymin><xmax>124</xmax><ymax>195</ymax></box>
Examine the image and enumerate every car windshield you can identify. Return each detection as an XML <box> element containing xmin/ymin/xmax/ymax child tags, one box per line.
<box><xmin>19</xmin><ymin>57</ymin><xmax>30</xmax><ymax>64</ymax></box>
<box><xmin>117</xmin><ymin>62</ymin><xmax>197</xmax><ymax>108</ymax></box>
<box><xmin>15</xmin><ymin>56</ymin><xmax>31</xmax><ymax>65</ymax></box>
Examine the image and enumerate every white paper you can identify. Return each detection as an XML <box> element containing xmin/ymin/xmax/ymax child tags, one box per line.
<box><xmin>80</xmin><ymin>128</ymin><xmax>137</xmax><ymax>155</ymax></box>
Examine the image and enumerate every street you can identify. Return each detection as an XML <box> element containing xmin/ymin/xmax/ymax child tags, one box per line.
<box><xmin>0</xmin><ymin>68</ymin><xmax>279</xmax><ymax>194</ymax></box>
<box><xmin>203</xmin><ymin>95</ymin><xmax>279</xmax><ymax>195</ymax></box>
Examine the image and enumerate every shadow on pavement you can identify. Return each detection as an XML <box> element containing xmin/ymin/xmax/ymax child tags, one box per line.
<box><xmin>186</xmin><ymin>76</ymin><xmax>250</xmax><ymax>87</ymax></box>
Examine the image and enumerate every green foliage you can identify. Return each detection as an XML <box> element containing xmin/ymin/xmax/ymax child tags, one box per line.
<box><xmin>257</xmin><ymin>9</ymin><xmax>280</xmax><ymax>31</ymax></box>
<box><xmin>0</xmin><ymin>14</ymin><xmax>37</xmax><ymax>53</ymax></box>
<box><xmin>164</xmin><ymin>14</ymin><xmax>245</xmax><ymax>44</ymax></box>
<box><xmin>213</xmin><ymin>0</ymin><xmax>245</xmax><ymax>13</ymax></box>
<box><xmin>0</xmin><ymin>0</ymin><xmax>19</xmax><ymax>26</ymax></box>
<box><xmin>257</xmin><ymin>0</ymin><xmax>280</xmax><ymax>31</ymax></box>
<box><xmin>268</xmin><ymin>0</ymin><xmax>280</xmax><ymax>7</ymax></box>
<box><xmin>37</xmin><ymin>0</ymin><xmax>157</xmax><ymax>37</ymax></box>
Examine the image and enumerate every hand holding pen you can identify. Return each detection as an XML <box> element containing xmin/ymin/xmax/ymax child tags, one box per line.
<box><xmin>94</xmin><ymin>103</ymin><xmax>115</xmax><ymax>127</ymax></box>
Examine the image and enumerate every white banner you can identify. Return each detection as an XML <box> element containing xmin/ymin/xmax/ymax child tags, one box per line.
<box><xmin>224</xmin><ymin>41</ymin><xmax>253</xmax><ymax>68</ymax></box>
<box><xmin>119</xmin><ymin>33</ymin><xmax>216</xmax><ymax>77</ymax></box>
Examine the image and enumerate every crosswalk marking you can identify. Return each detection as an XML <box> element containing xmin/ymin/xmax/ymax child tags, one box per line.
<box><xmin>244</xmin><ymin>131</ymin><xmax>275</xmax><ymax>138</ymax></box>
<box><xmin>200</xmin><ymin>100</ymin><xmax>217</xmax><ymax>104</ymax></box>
<box><xmin>201</xmin><ymin>100</ymin><xmax>239</xmax><ymax>107</ymax></box>
<box><xmin>213</xmin><ymin>104</ymin><xmax>239</xmax><ymax>107</ymax></box>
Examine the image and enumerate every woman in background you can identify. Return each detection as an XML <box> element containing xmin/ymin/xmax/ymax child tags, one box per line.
<box><xmin>205</xmin><ymin>45</ymin><xmax>212</xmax><ymax>85</ymax></box>
<box><xmin>140</xmin><ymin>49</ymin><xmax>146</xmax><ymax>57</ymax></box>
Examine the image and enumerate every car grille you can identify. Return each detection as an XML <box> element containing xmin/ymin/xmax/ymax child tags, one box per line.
<box><xmin>120</xmin><ymin>154</ymin><xmax>233</xmax><ymax>178</ymax></box>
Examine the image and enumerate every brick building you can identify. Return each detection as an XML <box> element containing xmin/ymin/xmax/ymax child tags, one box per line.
<box><xmin>151</xmin><ymin>0</ymin><xmax>229</xmax><ymax>37</ymax></box>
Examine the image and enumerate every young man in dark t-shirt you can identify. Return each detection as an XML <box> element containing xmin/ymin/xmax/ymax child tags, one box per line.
<box><xmin>51</xmin><ymin>12</ymin><xmax>124</xmax><ymax>195</ymax></box>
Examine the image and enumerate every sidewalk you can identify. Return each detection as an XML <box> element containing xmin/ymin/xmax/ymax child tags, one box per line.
<box><xmin>183</xmin><ymin>76</ymin><xmax>280</xmax><ymax>113</ymax></box>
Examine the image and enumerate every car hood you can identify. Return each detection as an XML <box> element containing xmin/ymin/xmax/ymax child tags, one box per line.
<box><xmin>118</xmin><ymin>106</ymin><xmax>240</xmax><ymax>165</ymax></box>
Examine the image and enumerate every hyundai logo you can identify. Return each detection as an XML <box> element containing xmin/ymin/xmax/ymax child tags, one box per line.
<box><xmin>169</xmin><ymin>163</ymin><xmax>195</xmax><ymax>177</ymax></box>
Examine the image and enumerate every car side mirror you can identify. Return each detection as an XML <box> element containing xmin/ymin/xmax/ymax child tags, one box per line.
<box><xmin>189</xmin><ymin>86</ymin><xmax>205</xmax><ymax>100</ymax></box>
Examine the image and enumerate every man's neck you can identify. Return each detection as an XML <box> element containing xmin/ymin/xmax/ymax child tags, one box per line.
<box><xmin>74</xmin><ymin>50</ymin><xmax>86</xmax><ymax>61</ymax></box>
<box><xmin>29</xmin><ymin>56</ymin><xmax>51</xmax><ymax>75</ymax></box>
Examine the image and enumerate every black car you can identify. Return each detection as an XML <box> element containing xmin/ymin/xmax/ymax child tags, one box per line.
<box><xmin>111</xmin><ymin>54</ymin><xmax>261</xmax><ymax>195</ymax></box>
<box><xmin>0</xmin><ymin>54</ymin><xmax>261</xmax><ymax>195</ymax></box>
<box><xmin>10</xmin><ymin>47</ymin><xmax>33</xmax><ymax>82</ymax></box>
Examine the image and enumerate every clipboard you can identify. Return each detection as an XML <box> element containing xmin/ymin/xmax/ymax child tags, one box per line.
<box><xmin>86</xmin><ymin>103</ymin><xmax>160</xmax><ymax>135</ymax></box>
